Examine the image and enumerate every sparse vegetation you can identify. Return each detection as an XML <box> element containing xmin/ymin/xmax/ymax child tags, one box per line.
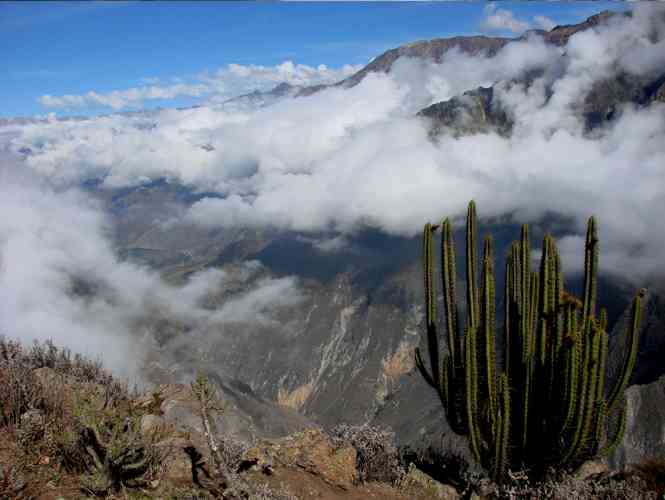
<box><xmin>330</xmin><ymin>423</ymin><xmax>403</xmax><ymax>484</ymax></box>
<box><xmin>0</xmin><ymin>338</ymin><xmax>168</xmax><ymax>498</ymax></box>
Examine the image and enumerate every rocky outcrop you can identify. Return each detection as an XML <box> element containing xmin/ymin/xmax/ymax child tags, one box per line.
<box><xmin>337</xmin><ymin>36</ymin><xmax>510</xmax><ymax>90</ymax></box>
<box><xmin>609</xmin><ymin>291</ymin><xmax>665</xmax><ymax>387</ymax></box>
<box><xmin>418</xmin><ymin>86</ymin><xmax>512</xmax><ymax>139</ymax></box>
<box><xmin>399</xmin><ymin>464</ymin><xmax>460</xmax><ymax>499</ymax></box>
<box><xmin>612</xmin><ymin>374</ymin><xmax>665</xmax><ymax>469</ymax></box>
<box><xmin>245</xmin><ymin>428</ymin><xmax>358</xmax><ymax>490</ymax></box>
<box><xmin>419</xmin><ymin>68</ymin><xmax>665</xmax><ymax>139</ymax></box>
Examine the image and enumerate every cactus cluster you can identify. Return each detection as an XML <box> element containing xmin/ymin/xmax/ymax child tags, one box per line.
<box><xmin>415</xmin><ymin>201</ymin><xmax>643</xmax><ymax>481</ymax></box>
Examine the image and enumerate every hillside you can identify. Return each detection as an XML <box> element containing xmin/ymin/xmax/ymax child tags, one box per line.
<box><xmin>2</xmin><ymin>339</ymin><xmax>663</xmax><ymax>499</ymax></box>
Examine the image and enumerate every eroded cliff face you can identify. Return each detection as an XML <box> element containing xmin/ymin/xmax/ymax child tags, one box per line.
<box><xmin>195</xmin><ymin>270</ymin><xmax>429</xmax><ymax>429</ymax></box>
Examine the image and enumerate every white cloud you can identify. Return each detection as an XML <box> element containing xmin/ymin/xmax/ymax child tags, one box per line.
<box><xmin>481</xmin><ymin>3</ymin><xmax>531</xmax><ymax>34</ymax></box>
<box><xmin>39</xmin><ymin>83</ymin><xmax>209</xmax><ymax>110</ymax></box>
<box><xmin>534</xmin><ymin>15</ymin><xmax>556</xmax><ymax>31</ymax></box>
<box><xmin>480</xmin><ymin>4</ymin><xmax>557</xmax><ymax>35</ymax></box>
<box><xmin>0</xmin><ymin>156</ymin><xmax>303</xmax><ymax>379</ymax></box>
<box><xmin>38</xmin><ymin>61</ymin><xmax>360</xmax><ymax>110</ymax></box>
<box><xmin>6</xmin><ymin>3</ymin><xmax>665</xmax><ymax>288</ymax></box>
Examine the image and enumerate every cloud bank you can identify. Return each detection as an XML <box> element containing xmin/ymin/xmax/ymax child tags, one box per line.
<box><xmin>38</xmin><ymin>61</ymin><xmax>360</xmax><ymax>110</ymax></box>
<box><xmin>480</xmin><ymin>3</ymin><xmax>556</xmax><ymax>34</ymax></box>
<box><xmin>5</xmin><ymin>5</ymin><xmax>665</xmax><ymax>289</ymax></box>
<box><xmin>0</xmin><ymin>156</ymin><xmax>303</xmax><ymax>378</ymax></box>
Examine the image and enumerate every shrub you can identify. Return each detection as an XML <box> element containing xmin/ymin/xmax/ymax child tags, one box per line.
<box><xmin>330</xmin><ymin>423</ymin><xmax>403</xmax><ymax>484</ymax></box>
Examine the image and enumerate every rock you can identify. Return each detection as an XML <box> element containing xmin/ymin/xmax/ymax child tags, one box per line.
<box><xmin>155</xmin><ymin>437</ymin><xmax>196</xmax><ymax>482</ymax></box>
<box><xmin>574</xmin><ymin>460</ymin><xmax>609</xmax><ymax>480</ymax></box>
<box><xmin>399</xmin><ymin>463</ymin><xmax>460</xmax><ymax>499</ymax></box>
<box><xmin>157</xmin><ymin>384</ymin><xmax>257</xmax><ymax>444</ymax></box>
<box><xmin>610</xmin><ymin>374</ymin><xmax>665</xmax><ymax>468</ymax></box>
<box><xmin>245</xmin><ymin>428</ymin><xmax>357</xmax><ymax>490</ymax></box>
<box><xmin>140</xmin><ymin>414</ymin><xmax>165</xmax><ymax>436</ymax></box>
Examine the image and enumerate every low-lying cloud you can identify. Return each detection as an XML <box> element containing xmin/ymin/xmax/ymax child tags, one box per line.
<box><xmin>4</xmin><ymin>4</ymin><xmax>665</xmax><ymax>291</ymax></box>
<box><xmin>0</xmin><ymin>157</ymin><xmax>303</xmax><ymax>379</ymax></box>
<box><xmin>38</xmin><ymin>61</ymin><xmax>360</xmax><ymax>110</ymax></box>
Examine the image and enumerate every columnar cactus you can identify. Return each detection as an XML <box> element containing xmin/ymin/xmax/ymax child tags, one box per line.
<box><xmin>415</xmin><ymin>201</ymin><xmax>643</xmax><ymax>481</ymax></box>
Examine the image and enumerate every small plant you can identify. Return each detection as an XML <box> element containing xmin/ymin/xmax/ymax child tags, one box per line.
<box><xmin>190</xmin><ymin>372</ymin><xmax>255</xmax><ymax>498</ymax></box>
<box><xmin>78</xmin><ymin>414</ymin><xmax>162</xmax><ymax>496</ymax></box>
<box><xmin>0</xmin><ymin>465</ymin><xmax>27</xmax><ymax>499</ymax></box>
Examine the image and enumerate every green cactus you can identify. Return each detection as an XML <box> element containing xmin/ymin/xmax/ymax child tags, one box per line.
<box><xmin>415</xmin><ymin>201</ymin><xmax>643</xmax><ymax>482</ymax></box>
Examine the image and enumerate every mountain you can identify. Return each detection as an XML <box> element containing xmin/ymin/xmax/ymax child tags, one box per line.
<box><xmin>418</xmin><ymin>69</ymin><xmax>665</xmax><ymax>138</ymax></box>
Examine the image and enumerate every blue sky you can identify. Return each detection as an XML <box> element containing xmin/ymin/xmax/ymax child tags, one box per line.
<box><xmin>1</xmin><ymin>1</ymin><xmax>629</xmax><ymax>118</ymax></box>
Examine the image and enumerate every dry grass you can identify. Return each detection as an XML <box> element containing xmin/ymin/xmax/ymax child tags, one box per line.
<box><xmin>0</xmin><ymin>337</ymin><xmax>169</xmax><ymax>497</ymax></box>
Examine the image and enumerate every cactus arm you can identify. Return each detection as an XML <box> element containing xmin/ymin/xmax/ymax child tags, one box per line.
<box><xmin>423</xmin><ymin>223</ymin><xmax>437</xmax><ymax>330</ymax></box>
<box><xmin>590</xmin><ymin>401</ymin><xmax>606</xmax><ymax>456</ymax></box>
<box><xmin>580</xmin><ymin>319</ymin><xmax>604</xmax><ymax>458</ymax></box>
<box><xmin>520</xmin><ymin>355</ymin><xmax>532</xmax><ymax>460</ymax></box>
<box><xmin>442</xmin><ymin>218</ymin><xmax>459</xmax><ymax>367</ymax></box>
<box><xmin>415</xmin><ymin>347</ymin><xmax>436</xmax><ymax>389</ymax></box>
<box><xmin>520</xmin><ymin>225</ymin><xmax>531</xmax><ymax>363</ymax></box>
<box><xmin>480</xmin><ymin>236</ymin><xmax>497</xmax><ymax>423</ymax></box>
<box><xmin>601</xmin><ymin>401</ymin><xmax>627</xmax><ymax>458</ymax></box>
<box><xmin>422</xmin><ymin>223</ymin><xmax>442</xmax><ymax>393</ymax></box>
<box><xmin>599</xmin><ymin>308</ymin><xmax>608</xmax><ymax>333</ymax></box>
<box><xmin>594</xmin><ymin>325</ymin><xmax>608</xmax><ymax>422</ymax></box>
<box><xmin>465</xmin><ymin>325</ymin><xmax>482</xmax><ymax>463</ymax></box>
<box><xmin>441</xmin><ymin>354</ymin><xmax>451</xmax><ymax>412</ymax></box>
<box><xmin>548</xmin><ymin>240</ymin><xmax>564</xmax><ymax>409</ymax></box>
<box><xmin>582</xmin><ymin>216</ymin><xmax>599</xmax><ymax>321</ymax></box>
<box><xmin>560</xmin><ymin>320</ymin><xmax>579</xmax><ymax>437</ymax></box>
<box><xmin>607</xmin><ymin>294</ymin><xmax>642</xmax><ymax>412</ymax></box>
<box><xmin>504</xmin><ymin>257</ymin><xmax>513</xmax><ymax>379</ymax></box>
<box><xmin>466</xmin><ymin>201</ymin><xmax>479</xmax><ymax>330</ymax></box>
<box><xmin>493</xmin><ymin>373</ymin><xmax>511</xmax><ymax>482</ymax></box>
<box><xmin>537</xmin><ymin>236</ymin><xmax>552</xmax><ymax>368</ymax></box>
<box><xmin>529</xmin><ymin>271</ymin><xmax>540</xmax><ymax>357</ymax></box>
<box><xmin>562</xmin><ymin>317</ymin><xmax>598</xmax><ymax>464</ymax></box>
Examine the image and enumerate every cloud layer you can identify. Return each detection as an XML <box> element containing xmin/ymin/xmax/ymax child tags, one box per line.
<box><xmin>38</xmin><ymin>61</ymin><xmax>360</xmax><ymax>110</ymax></box>
<box><xmin>4</xmin><ymin>4</ymin><xmax>665</xmax><ymax>291</ymax></box>
<box><xmin>0</xmin><ymin>155</ymin><xmax>303</xmax><ymax>378</ymax></box>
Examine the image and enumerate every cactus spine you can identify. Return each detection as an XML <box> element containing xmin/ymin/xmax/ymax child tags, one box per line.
<box><xmin>415</xmin><ymin>202</ymin><xmax>643</xmax><ymax>481</ymax></box>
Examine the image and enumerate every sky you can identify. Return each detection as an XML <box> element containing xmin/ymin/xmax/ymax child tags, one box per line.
<box><xmin>1</xmin><ymin>1</ymin><xmax>629</xmax><ymax>118</ymax></box>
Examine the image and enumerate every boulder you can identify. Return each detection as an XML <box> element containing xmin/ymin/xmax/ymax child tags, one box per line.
<box><xmin>399</xmin><ymin>463</ymin><xmax>460</xmax><ymax>499</ymax></box>
<box><xmin>245</xmin><ymin>428</ymin><xmax>357</xmax><ymax>490</ymax></box>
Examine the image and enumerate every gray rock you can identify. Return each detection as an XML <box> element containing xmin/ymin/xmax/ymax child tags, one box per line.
<box><xmin>611</xmin><ymin>374</ymin><xmax>665</xmax><ymax>468</ymax></box>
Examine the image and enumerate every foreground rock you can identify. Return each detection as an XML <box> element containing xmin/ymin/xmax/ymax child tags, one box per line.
<box><xmin>612</xmin><ymin>373</ymin><xmax>665</xmax><ymax>468</ymax></box>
